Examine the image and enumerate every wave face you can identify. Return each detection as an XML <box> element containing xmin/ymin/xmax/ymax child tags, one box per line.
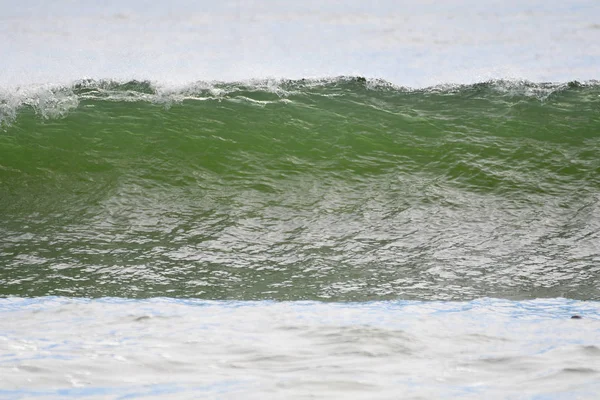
<box><xmin>1</xmin><ymin>78</ymin><xmax>599</xmax><ymax>300</ymax></box>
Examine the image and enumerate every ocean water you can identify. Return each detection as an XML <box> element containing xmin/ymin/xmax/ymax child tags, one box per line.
<box><xmin>1</xmin><ymin>298</ymin><xmax>599</xmax><ymax>399</ymax></box>
<box><xmin>1</xmin><ymin>1</ymin><xmax>600</xmax><ymax>399</ymax></box>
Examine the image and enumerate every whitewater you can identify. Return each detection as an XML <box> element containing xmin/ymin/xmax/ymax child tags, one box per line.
<box><xmin>1</xmin><ymin>1</ymin><xmax>600</xmax><ymax>399</ymax></box>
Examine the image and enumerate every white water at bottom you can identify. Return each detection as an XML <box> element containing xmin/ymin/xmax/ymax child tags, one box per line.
<box><xmin>1</xmin><ymin>298</ymin><xmax>599</xmax><ymax>399</ymax></box>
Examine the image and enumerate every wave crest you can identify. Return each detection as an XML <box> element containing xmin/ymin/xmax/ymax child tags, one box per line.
<box><xmin>1</xmin><ymin>77</ymin><xmax>598</xmax><ymax>127</ymax></box>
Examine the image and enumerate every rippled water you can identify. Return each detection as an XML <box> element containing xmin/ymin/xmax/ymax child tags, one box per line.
<box><xmin>2</xmin><ymin>79</ymin><xmax>599</xmax><ymax>301</ymax></box>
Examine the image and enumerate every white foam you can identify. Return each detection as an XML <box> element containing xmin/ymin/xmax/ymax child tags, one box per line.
<box><xmin>0</xmin><ymin>84</ymin><xmax>79</xmax><ymax>125</ymax></box>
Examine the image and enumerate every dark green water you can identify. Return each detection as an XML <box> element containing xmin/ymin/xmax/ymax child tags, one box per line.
<box><xmin>1</xmin><ymin>78</ymin><xmax>599</xmax><ymax>300</ymax></box>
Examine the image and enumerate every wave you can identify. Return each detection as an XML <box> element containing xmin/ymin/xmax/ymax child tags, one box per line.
<box><xmin>1</xmin><ymin>76</ymin><xmax>599</xmax><ymax>301</ymax></box>
<box><xmin>2</xmin><ymin>77</ymin><xmax>599</xmax><ymax>126</ymax></box>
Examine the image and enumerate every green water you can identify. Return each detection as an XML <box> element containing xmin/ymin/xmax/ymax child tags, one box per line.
<box><xmin>1</xmin><ymin>79</ymin><xmax>599</xmax><ymax>299</ymax></box>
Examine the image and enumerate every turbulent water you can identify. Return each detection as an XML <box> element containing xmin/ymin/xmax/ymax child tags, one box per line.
<box><xmin>1</xmin><ymin>297</ymin><xmax>599</xmax><ymax>399</ymax></box>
